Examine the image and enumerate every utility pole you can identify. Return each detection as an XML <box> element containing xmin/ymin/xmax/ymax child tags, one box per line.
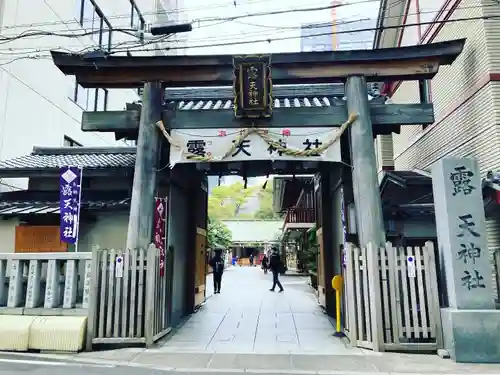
<box><xmin>126</xmin><ymin>81</ymin><xmax>164</xmax><ymax>250</ymax></box>
<box><xmin>345</xmin><ymin>76</ymin><xmax>386</xmax><ymax>249</ymax></box>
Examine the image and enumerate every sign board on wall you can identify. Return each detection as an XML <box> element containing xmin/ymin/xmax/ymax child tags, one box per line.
<box><xmin>169</xmin><ymin>127</ymin><xmax>342</xmax><ymax>164</ymax></box>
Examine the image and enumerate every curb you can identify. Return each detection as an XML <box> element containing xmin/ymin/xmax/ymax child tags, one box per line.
<box><xmin>0</xmin><ymin>351</ymin><xmax>494</xmax><ymax>375</ymax></box>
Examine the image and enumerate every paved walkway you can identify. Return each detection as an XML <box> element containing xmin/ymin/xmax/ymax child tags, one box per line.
<box><xmin>39</xmin><ymin>266</ymin><xmax>500</xmax><ymax>373</ymax></box>
<box><xmin>161</xmin><ymin>266</ymin><xmax>351</xmax><ymax>354</ymax></box>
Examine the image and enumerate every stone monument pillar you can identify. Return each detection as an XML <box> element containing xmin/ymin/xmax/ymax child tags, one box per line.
<box><xmin>432</xmin><ymin>157</ymin><xmax>500</xmax><ymax>363</ymax></box>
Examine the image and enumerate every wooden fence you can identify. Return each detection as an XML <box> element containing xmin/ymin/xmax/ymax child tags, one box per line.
<box><xmin>344</xmin><ymin>241</ymin><xmax>442</xmax><ymax>352</ymax></box>
<box><xmin>86</xmin><ymin>244</ymin><xmax>172</xmax><ymax>350</ymax></box>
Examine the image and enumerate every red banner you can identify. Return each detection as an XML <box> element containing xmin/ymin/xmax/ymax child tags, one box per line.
<box><xmin>154</xmin><ymin>198</ymin><xmax>167</xmax><ymax>277</ymax></box>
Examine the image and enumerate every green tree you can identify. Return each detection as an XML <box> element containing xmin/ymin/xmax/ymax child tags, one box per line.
<box><xmin>254</xmin><ymin>179</ymin><xmax>283</xmax><ymax>220</ymax></box>
<box><xmin>208</xmin><ymin>182</ymin><xmax>258</xmax><ymax>220</ymax></box>
<box><xmin>207</xmin><ymin>217</ymin><xmax>232</xmax><ymax>249</ymax></box>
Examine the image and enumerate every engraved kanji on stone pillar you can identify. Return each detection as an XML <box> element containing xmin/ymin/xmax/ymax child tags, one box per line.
<box><xmin>63</xmin><ymin>260</ymin><xmax>78</xmax><ymax>308</ymax></box>
<box><xmin>25</xmin><ymin>259</ymin><xmax>42</xmax><ymax>308</ymax></box>
<box><xmin>44</xmin><ymin>259</ymin><xmax>60</xmax><ymax>308</ymax></box>
<box><xmin>7</xmin><ymin>260</ymin><xmax>23</xmax><ymax>308</ymax></box>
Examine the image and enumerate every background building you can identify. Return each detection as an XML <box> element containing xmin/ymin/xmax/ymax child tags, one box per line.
<box><xmin>373</xmin><ymin>0</ymin><xmax>500</xmax><ymax>297</ymax></box>
<box><xmin>300</xmin><ymin>18</ymin><xmax>374</xmax><ymax>52</ymax></box>
<box><xmin>0</xmin><ymin>0</ymin><xmax>183</xmax><ymax>191</ymax></box>
<box><xmin>300</xmin><ymin>0</ymin><xmax>375</xmax><ymax>52</ymax></box>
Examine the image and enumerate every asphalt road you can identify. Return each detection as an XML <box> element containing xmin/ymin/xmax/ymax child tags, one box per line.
<box><xmin>0</xmin><ymin>353</ymin><xmax>373</xmax><ymax>375</ymax></box>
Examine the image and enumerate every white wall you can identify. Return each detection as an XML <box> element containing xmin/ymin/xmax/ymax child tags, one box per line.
<box><xmin>0</xmin><ymin>0</ymin><xmax>179</xmax><ymax>191</ymax></box>
<box><xmin>77</xmin><ymin>212</ymin><xmax>130</xmax><ymax>252</ymax></box>
<box><xmin>0</xmin><ymin>217</ymin><xmax>19</xmax><ymax>253</ymax></box>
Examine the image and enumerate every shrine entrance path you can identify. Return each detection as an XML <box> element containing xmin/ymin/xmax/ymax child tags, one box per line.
<box><xmin>39</xmin><ymin>266</ymin><xmax>500</xmax><ymax>373</ymax></box>
<box><xmin>160</xmin><ymin>266</ymin><xmax>355</xmax><ymax>355</ymax></box>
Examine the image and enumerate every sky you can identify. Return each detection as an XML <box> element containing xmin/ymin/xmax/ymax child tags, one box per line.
<box><xmin>173</xmin><ymin>0</ymin><xmax>380</xmax><ymax>55</ymax></box>
<box><xmin>173</xmin><ymin>0</ymin><xmax>380</xmax><ymax>188</ymax></box>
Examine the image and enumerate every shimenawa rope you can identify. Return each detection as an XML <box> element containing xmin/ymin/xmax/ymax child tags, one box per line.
<box><xmin>155</xmin><ymin>112</ymin><xmax>358</xmax><ymax>166</ymax></box>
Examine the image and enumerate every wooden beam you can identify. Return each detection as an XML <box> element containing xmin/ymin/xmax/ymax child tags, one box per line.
<box><xmin>81</xmin><ymin>110</ymin><xmax>140</xmax><ymax>132</ymax></box>
<box><xmin>81</xmin><ymin>103</ymin><xmax>434</xmax><ymax>132</ymax></box>
<box><xmin>51</xmin><ymin>39</ymin><xmax>466</xmax><ymax>88</ymax></box>
<box><xmin>75</xmin><ymin>60</ymin><xmax>441</xmax><ymax>88</ymax></box>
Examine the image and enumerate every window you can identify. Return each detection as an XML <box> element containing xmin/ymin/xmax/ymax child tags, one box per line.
<box><xmin>64</xmin><ymin>136</ymin><xmax>83</xmax><ymax>147</ymax></box>
<box><xmin>71</xmin><ymin>78</ymin><xmax>108</xmax><ymax>111</ymax></box>
<box><xmin>95</xmin><ymin>88</ymin><xmax>108</xmax><ymax>111</ymax></box>
<box><xmin>73</xmin><ymin>79</ymin><xmax>88</xmax><ymax>109</ymax></box>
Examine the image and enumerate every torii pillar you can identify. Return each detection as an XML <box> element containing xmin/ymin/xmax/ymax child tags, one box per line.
<box><xmin>126</xmin><ymin>81</ymin><xmax>164</xmax><ymax>250</ymax></box>
<box><xmin>345</xmin><ymin>76</ymin><xmax>386</xmax><ymax>250</ymax></box>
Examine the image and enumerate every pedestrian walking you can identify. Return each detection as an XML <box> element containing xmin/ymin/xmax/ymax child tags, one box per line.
<box><xmin>209</xmin><ymin>248</ymin><xmax>225</xmax><ymax>294</ymax></box>
<box><xmin>269</xmin><ymin>247</ymin><xmax>284</xmax><ymax>292</ymax></box>
<box><xmin>261</xmin><ymin>253</ymin><xmax>269</xmax><ymax>274</ymax></box>
<box><xmin>249</xmin><ymin>253</ymin><xmax>254</xmax><ymax>266</ymax></box>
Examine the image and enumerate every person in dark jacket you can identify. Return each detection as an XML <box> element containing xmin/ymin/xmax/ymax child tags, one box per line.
<box><xmin>269</xmin><ymin>247</ymin><xmax>284</xmax><ymax>292</ymax></box>
<box><xmin>261</xmin><ymin>253</ymin><xmax>269</xmax><ymax>274</ymax></box>
<box><xmin>209</xmin><ymin>248</ymin><xmax>225</xmax><ymax>294</ymax></box>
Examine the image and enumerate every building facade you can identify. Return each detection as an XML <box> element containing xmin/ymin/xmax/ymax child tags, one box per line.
<box><xmin>300</xmin><ymin>18</ymin><xmax>375</xmax><ymax>52</ymax></box>
<box><xmin>373</xmin><ymin>0</ymin><xmax>500</xmax><ymax>296</ymax></box>
<box><xmin>0</xmin><ymin>0</ymin><xmax>183</xmax><ymax>191</ymax></box>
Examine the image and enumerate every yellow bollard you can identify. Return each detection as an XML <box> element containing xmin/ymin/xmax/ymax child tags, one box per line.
<box><xmin>331</xmin><ymin>275</ymin><xmax>345</xmax><ymax>337</ymax></box>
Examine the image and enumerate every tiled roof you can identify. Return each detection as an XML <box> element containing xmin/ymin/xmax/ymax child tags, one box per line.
<box><xmin>222</xmin><ymin>220</ymin><xmax>283</xmax><ymax>243</ymax></box>
<box><xmin>162</xmin><ymin>83</ymin><xmax>382</xmax><ymax>101</ymax></box>
<box><xmin>0</xmin><ymin>147</ymin><xmax>136</xmax><ymax>171</ymax></box>
<box><xmin>0</xmin><ymin>190</ymin><xmax>130</xmax><ymax>215</ymax></box>
<box><xmin>171</xmin><ymin>95</ymin><xmax>385</xmax><ymax>111</ymax></box>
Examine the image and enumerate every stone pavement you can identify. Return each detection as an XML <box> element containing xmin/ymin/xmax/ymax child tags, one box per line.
<box><xmin>30</xmin><ymin>266</ymin><xmax>500</xmax><ymax>373</ymax></box>
<box><xmin>161</xmin><ymin>266</ymin><xmax>349</xmax><ymax>354</ymax></box>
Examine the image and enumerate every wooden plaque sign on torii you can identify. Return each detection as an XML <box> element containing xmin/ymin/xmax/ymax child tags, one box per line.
<box><xmin>50</xmin><ymin>38</ymin><xmax>465</xmax><ymax>252</ymax></box>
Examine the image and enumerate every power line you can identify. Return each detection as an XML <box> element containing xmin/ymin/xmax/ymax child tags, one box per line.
<box><xmin>0</xmin><ymin>2</ymin><xmax>490</xmax><ymax>65</ymax></box>
<box><xmin>0</xmin><ymin>0</ymin><xmax>340</xmax><ymax>31</ymax></box>
<box><xmin>195</xmin><ymin>1</ymin><xmax>378</xmax><ymax>23</ymax></box>
<box><xmin>113</xmin><ymin>14</ymin><xmax>497</xmax><ymax>54</ymax></box>
<box><xmin>0</xmin><ymin>0</ymin><xmax>378</xmax><ymax>38</ymax></box>
<box><xmin>0</xmin><ymin>1</ymin><xmax>381</xmax><ymax>53</ymax></box>
<box><xmin>0</xmin><ymin>2</ymin><xmax>489</xmax><ymax>57</ymax></box>
<box><xmin>0</xmin><ymin>0</ymin><xmax>459</xmax><ymax>54</ymax></box>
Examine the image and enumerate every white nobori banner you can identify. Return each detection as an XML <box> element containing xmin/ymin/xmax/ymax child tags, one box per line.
<box><xmin>168</xmin><ymin>127</ymin><xmax>342</xmax><ymax>165</ymax></box>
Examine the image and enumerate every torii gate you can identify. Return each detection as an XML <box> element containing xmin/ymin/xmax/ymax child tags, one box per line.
<box><xmin>51</xmin><ymin>38</ymin><xmax>464</xmax><ymax>252</ymax></box>
<box><xmin>51</xmin><ymin>40</ymin><xmax>464</xmax><ymax>315</ymax></box>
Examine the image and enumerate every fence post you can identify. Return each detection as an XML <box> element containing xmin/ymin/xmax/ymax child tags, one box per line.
<box><xmin>86</xmin><ymin>245</ymin><xmax>100</xmax><ymax>351</ymax></box>
<box><xmin>344</xmin><ymin>242</ymin><xmax>358</xmax><ymax>346</ymax></box>
<box><xmin>386</xmin><ymin>242</ymin><xmax>400</xmax><ymax>345</ymax></box>
<box><xmin>366</xmin><ymin>242</ymin><xmax>384</xmax><ymax>351</ymax></box>
<box><xmin>144</xmin><ymin>243</ymin><xmax>157</xmax><ymax>346</ymax></box>
<box><xmin>424</xmin><ymin>241</ymin><xmax>443</xmax><ymax>349</ymax></box>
